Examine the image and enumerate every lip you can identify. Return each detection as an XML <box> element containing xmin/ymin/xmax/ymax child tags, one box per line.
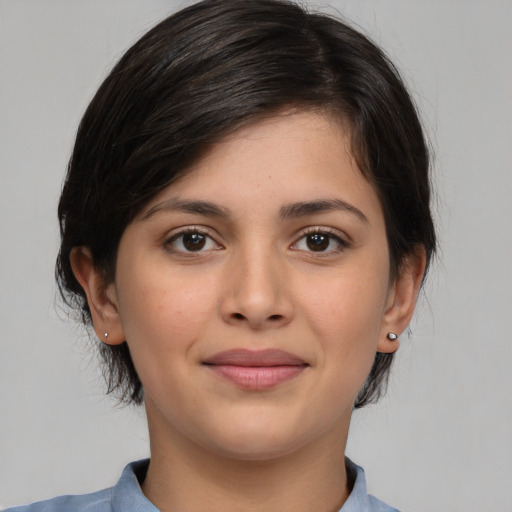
<box><xmin>203</xmin><ymin>349</ymin><xmax>308</xmax><ymax>390</ymax></box>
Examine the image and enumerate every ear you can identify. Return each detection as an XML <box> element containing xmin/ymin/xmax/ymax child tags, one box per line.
<box><xmin>70</xmin><ymin>247</ymin><xmax>125</xmax><ymax>345</ymax></box>
<box><xmin>377</xmin><ymin>248</ymin><xmax>427</xmax><ymax>353</ymax></box>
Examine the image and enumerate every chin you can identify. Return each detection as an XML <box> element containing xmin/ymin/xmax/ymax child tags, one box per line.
<box><xmin>212</xmin><ymin>434</ymin><xmax>306</xmax><ymax>462</ymax></box>
<box><xmin>201</xmin><ymin>416</ymin><xmax>319</xmax><ymax>462</ymax></box>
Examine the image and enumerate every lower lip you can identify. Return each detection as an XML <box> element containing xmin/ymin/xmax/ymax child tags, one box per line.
<box><xmin>206</xmin><ymin>365</ymin><xmax>306</xmax><ymax>390</ymax></box>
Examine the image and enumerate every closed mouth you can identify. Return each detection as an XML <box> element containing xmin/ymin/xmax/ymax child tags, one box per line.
<box><xmin>202</xmin><ymin>349</ymin><xmax>308</xmax><ymax>390</ymax></box>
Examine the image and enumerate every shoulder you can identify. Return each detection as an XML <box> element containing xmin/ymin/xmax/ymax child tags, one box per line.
<box><xmin>342</xmin><ymin>458</ymin><xmax>400</xmax><ymax>512</ymax></box>
<box><xmin>367</xmin><ymin>494</ymin><xmax>400</xmax><ymax>512</ymax></box>
<box><xmin>4</xmin><ymin>459</ymin><xmax>155</xmax><ymax>512</ymax></box>
<box><xmin>3</xmin><ymin>488</ymin><xmax>113</xmax><ymax>512</ymax></box>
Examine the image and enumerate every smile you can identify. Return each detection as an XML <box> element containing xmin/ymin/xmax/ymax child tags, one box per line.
<box><xmin>202</xmin><ymin>349</ymin><xmax>309</xmax><ymax>390</ymax></box>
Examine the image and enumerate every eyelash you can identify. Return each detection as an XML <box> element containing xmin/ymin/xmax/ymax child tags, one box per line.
<box><xmin>291</xmin><ymin>227</ymin><xmax>350</xmax><ymax>256</ymax></box>
<box><xmin>164</xmin><ymin>227</ymin><xmax>350</xmax><ymax>256</ymax></box>
<box><xmin>165</xmin><ymin>228</ymin><xmax>222</xmax><ymax>255</ymax></box>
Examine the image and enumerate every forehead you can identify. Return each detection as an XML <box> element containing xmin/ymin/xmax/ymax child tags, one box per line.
<box><xmin>138</xmin><ymin>111</ymin><xmax>383</xmax><ymax>225</ymax></box>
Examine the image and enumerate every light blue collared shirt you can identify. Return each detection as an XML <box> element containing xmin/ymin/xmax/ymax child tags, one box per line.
<box><xmin>5</xmin><ymin>459</ymin><xmax>399</xmax><ymax>512</ymax></box>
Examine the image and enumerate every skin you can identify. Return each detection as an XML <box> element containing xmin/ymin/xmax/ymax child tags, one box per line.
<box><xmin>72</xmin><ymin>111</ymin><xmax>425</xmax><ymax>512</ymax></box>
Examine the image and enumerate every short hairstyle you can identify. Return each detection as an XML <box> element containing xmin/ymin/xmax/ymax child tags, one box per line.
<box><xmin>56</xmin><ymin>0</ymin><xmax>436</xmax><ymax>407</ymax></box>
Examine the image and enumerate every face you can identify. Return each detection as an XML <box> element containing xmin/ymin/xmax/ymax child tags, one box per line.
<box><xmin>98</xmin><ymin>112</ymin><xmax>412</xmax><ymax>461</ymax></box>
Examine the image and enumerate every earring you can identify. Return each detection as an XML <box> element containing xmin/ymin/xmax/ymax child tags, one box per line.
<box><xmin>104</xmin><ymin>332</ymin><xmax>109</xmax><ymax>339</ymax></box>
<box><xmin>387</xmin><ymin>332</ymin><xmax>398</xmax><ymax>341</ymax></box>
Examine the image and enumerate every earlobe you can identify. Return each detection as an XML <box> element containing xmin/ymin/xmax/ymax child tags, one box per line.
<box><xmin>69</xmin><ymin>247</ymin><xmax>125</xmax><ymax>345</ymax></box>
<box><xmin>377</xmin><ymin>248</ymin><xmax>427</xmax><ymax>353</ymax></box>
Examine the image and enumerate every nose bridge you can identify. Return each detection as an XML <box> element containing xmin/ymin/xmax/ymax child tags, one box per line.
<box><xmin>222</xmin><ymin>238</ymin><xmax>292</xmax><ymax>329</ymax></box>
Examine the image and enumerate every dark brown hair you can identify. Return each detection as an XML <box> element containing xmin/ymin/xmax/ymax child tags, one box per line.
<box><xmin>56</xmin><ymin>0</ymin><xmax>436</xmax><ymax>407</ymax></box>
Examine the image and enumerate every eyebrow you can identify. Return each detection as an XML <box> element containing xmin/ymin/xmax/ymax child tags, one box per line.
<box><xmin>142</xmin><ymin>198</ymin><xmax>230</xmax><ymax>221</ymax></box>
<box><xmin>279</xmin><ymin>199</ymin><xmax>368</xmax><ymax>223</ymax></box>
<box><xmin>142</xmin><ymin>197</ymin><xmax>368</xmax><ymax>223</ymax></box>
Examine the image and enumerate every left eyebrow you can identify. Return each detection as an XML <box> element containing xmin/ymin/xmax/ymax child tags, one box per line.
<box><xmin>279</xmin><ymin>199</ymin><xmax>369</xmax><ymax>224</ymax></box>
<box><xmin>141</xmin><ymin>198</ymin><xmax>231</xmax><ymax>221</ymax></box>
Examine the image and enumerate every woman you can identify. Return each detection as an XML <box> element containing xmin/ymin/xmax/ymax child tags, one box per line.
<box><xmin>7</xmin><ymin>0</ymin><xmax>435</xmax><ymax>510</ymax></box>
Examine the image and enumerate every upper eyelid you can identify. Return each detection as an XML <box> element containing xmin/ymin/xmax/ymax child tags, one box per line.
<box><xmin>165</xmin><ymin>225</ymin><xmax>218</xmax><ymax>240</ymax></box>
<box><xmin>293</xmin><ymin>226</ymin><xmax>351</xmax><ymax>243</ymax></box>
<box><xmin>164</xmin><ymin>226</ymin><xmax>223</xmax><ymax>247</ymax></box>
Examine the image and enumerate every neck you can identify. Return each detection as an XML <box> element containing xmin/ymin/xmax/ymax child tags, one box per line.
<box><xmin>141</xmin><ymin>400</ymin><xmax>351</xmax><ymax>512</ymax></box>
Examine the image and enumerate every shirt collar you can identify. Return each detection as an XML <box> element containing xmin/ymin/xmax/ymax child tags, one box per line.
<box><xmin>111</xmin><ymin>460</ymin><xmax>158</xmax><ymax>512</ymax></box>
<box><xmin>110</xmin><ymin>458</ymin><xmax>394</xmax><ymax>512</ymax></box>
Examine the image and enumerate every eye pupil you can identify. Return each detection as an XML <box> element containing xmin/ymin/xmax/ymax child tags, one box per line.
<box><xmin>183</xmin><ymin>233</ymin><xmax>206</xmax><ymax>251</ymax></box>
<box><xmin>306</xmin><ymin>233</ymin><xmax>329</xmax><ymax>251</ymax></box>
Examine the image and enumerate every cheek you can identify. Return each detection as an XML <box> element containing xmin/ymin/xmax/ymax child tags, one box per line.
<box><xmin>115</xmin><ymin>265</ymin><xmax>218</xmax><ymax>361</ymax></box>
<box><xmin>302</xmin><ymin>272</ymin><xmax>387</xmax><ymax>336</ymax></box>
<box><xmin>301</xmin><ymin>279</ymin><xmax>386</xmax><ymax>409</ymax></box>
<box><xmin>297</xmin><ymin>260</ymin><xmax>390</xmax><ymax>369</ymax></box>
<box><xmin>114</xmin><ymin>275</ymin><xmax>212</xmax><ymax>404</ymax></box>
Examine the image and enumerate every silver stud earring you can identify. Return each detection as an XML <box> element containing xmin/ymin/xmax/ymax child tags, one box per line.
<box><xmin>387</xmin><ymin>332</ymin><xmax>398</xmax><ymax>341</ymax></box>
<box><xmin>104</xmin><ymin>332</ymin><xmax>109</xmax><ymax>339</ymax></box>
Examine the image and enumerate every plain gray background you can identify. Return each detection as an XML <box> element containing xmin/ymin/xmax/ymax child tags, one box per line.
<box><xmin>1</xmin><ymin>1</ymin><xmax>511</xmax><ymax>510</ymax></box>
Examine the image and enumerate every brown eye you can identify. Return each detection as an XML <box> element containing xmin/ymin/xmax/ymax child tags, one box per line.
<box><xmin>292</xmin><ymin>230</ymin><xmax>348</xmax><ymax>255</ymax></box>
<box><xmin>306</xmin><ymin>233</ymin><xmax>330</xmax><ymax>251</ymax></box>
<box><xmin>182</xmin><ymin>232</ymin><xmax>206</xmax><ymax>251</ymax></box>
<box><xmin>166</xmin><ymin>230</ymin><xmax>219</xmax><ymax>253</ymax></box>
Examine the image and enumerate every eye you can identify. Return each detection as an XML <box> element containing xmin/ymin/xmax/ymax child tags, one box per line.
<box><xmin>166</xmin><ymin>229</ymin><xmax>220</xmax><ymax>253</ymax></box>
<box><xmin>292</xmin><ymin>229</ymin><xmax>348</xmax><ymax>254</ymax></box>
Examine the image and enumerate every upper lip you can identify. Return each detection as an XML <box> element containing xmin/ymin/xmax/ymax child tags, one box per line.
<box><xmin>203</xmin><ymin>349</ymin><xmax>308</xmax><ymax>367</ymax></box>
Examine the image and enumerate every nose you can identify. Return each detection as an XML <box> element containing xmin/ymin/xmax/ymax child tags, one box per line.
<box><xmin>220</xmin><ymin>247</ymin><xmax>293</xmax><ymax>330</ymax></box>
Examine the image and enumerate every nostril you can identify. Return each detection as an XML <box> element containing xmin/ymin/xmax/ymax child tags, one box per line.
<box><xmin>233</xmin><ymin>312</ymin><xmax>245</xmax><ymax>320</ymax></box>
<box><xmin>268</xmin><ymin>314</ymin><xmax>283</xmax><ymax>321</ymax></box>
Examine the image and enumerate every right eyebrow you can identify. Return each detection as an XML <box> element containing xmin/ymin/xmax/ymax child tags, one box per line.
<box><xmin>141</xmin><ymin>198</ymin><xmax>231</xmax><ymax>221</ymax></box>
